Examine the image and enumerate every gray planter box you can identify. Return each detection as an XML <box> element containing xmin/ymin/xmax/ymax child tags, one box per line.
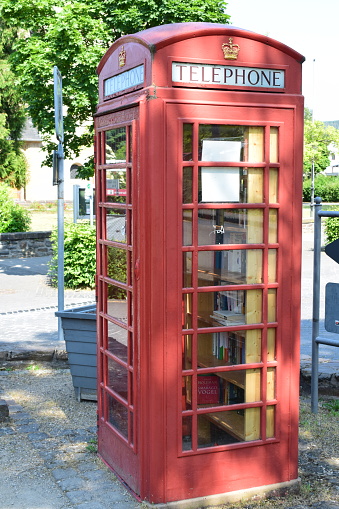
<box><xmin>56</xmin><ymin>304</ymin><xmax>97</xmax><ymax>402</ymax></box>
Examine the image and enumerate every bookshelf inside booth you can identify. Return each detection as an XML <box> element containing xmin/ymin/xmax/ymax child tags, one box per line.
<box><xmin>182</xmin><ymin>124</ymin><xmax>276</xmax><ymax>450</ymax></box>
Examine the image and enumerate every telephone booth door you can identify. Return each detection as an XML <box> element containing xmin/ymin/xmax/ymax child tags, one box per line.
<box><xmin>163</xmin><ymin>100</ymin><xmax>302</xmax><ymax>500</ymax></box>
<box><xmin>95</xmin><ymin>107</ymin><xmax>141</xmax><ymax>494</ymax></box>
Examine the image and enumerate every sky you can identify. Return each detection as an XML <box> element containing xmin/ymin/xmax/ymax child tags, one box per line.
<box><xmin>226</xmin><ymin>0</ymin><xmax>339</xmax><ymax>121</ymax></box>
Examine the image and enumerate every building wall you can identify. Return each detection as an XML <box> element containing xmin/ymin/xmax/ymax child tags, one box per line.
<box><xmin>20</xmin><ymin>140</ymin><xmax>93</xmax><ymax>202</ymax></box>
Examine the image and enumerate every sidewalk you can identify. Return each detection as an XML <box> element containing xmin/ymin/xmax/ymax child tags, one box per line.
<box><xmin>0</xmin><ymin>256</ymin><xmax>94</xmax><ymax>356</ymax></box>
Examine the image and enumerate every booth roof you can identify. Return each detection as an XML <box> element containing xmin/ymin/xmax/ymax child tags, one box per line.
<box><xmin>97</xmin><ymin>22</ymin><xmax>305</xmax><ymax>73</ymax></box>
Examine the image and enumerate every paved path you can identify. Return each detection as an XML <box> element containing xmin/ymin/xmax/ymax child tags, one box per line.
<box><xmin>0</xmin><ymin>256</ymin><xmax>94</xmax><ymax>354</ymax></box>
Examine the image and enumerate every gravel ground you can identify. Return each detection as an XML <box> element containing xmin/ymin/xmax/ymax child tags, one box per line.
<box><xmin>0</xmin><ymin>366</ymin><xmax>338</xmax><ymax>509</ymax></box>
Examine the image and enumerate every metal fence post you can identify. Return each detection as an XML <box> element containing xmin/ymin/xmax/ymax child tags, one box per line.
<box><xmin>311</xmin><ymin>197</ymin><xmax>322</xmax><ymax>413</ymax></box>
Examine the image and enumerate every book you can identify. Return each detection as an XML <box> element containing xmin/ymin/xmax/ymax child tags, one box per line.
<box><xmin>197</xmin><ymin>375</ymin><xmax>220</xmax><ymax>405</ymax></box>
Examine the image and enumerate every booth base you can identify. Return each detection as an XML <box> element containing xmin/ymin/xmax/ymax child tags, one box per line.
<box><xmin>141</xmin><ymin>478</ymin><xmax>301</xmax><ymax>509</ymax></box>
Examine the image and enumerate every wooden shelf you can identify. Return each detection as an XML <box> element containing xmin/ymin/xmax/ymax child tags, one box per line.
<box><xmin>198</xmin><ymin>354</ymin><xmax>245</xmax><ymax>388</ymax></box>
<box><xmin>206</xmin><ymin>411</ymin><xmax>245</xmax><ymax>441</ymax></box>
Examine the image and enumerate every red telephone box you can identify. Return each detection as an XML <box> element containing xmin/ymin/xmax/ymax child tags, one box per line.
<box><xmin>95</xmin><ymin>23</ymin><xmax>304</xmax><ymax>506</ymax></box>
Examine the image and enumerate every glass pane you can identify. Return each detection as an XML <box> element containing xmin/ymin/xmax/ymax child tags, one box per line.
<box><xmin>198</xmin><ymin>167</ymin><xmax>263</xmax><ymax>204</ymax></box>
<box><xmin>267</xmin><ymin>289</ymin><xmax>277</xmax><ymax>322</ymax></box>
<box><xmin>247</xmin><ymin>168</ymin><xmax>264</xmax><ymax>202</ymax></box>
<box><xmin>106</xmin><ymin>285</ymin><xmax>128</xmax><ymax>324</ymax></box>
<box><xmin>267</xmin><ymin>328</ymin><xmax>276</xmax><ymax>361</ymax></box>
<box><xmin>197</xmin><ymin>370</ymin><xmax>259</xmax><ymax>409</ymax></box>
<box><xmin>107</xmin><ymin>320</ymin><xmax>128</xmax><ymax>362</ymax></box>
<box><xmin>183</xmin><ymin>166</ymin><xmax>193</xmax><ymax>203</ymax></box>
<box><xmin>183</xmin><ymin>124</ymin><xmax>193</xmax><ymax>161</ymax></box>
<box><xmin>198</xmin><ymin>289</ymin><xmax>262</xmax><ymax>328</ymax></box>
<box><xmin>182</xmin><ymin>415</ymin><xmax>192</xmax><ymax>450</ymax></box>
<box><xmin>182</xmin><ymin>335</ymin><xmax>192</xmax><ymax>369</ymax></box>
<box><xmin>106</xmin><ymin>169</ymin><xmax>127</xmax><ymax>203</ymax></box>
<box><xmin>268</xmin><ymin>249</ymin><xmax>277</xmax><ymax>283</ymax></box>
<box><xmin>268</xmin><ymin>209</ymin><xmax>278</xmax><ymax>243</ymax></box>
<box><xmin>107</xmin><ymin>246</ymin><xmax>127</xmax><ymax>283</ymax></box>
<box><xmin>105</xmin><ymin>127</ymin><xmax>126</xmax><ymax>163</ymax></box>
<box><xmin>108</xmin><ymin>356</ymin><xmax>128</xmax><ymax>400</ymax></box>
<box><xmin>183</xmin><ymin>210</ymin><xmax>193</xmax><ymax>246</ymax></box>
<box><xmin>182</xmin><ymin>376</ymin><xmax>192</xmax><ymax>410</ymax></box>
<box><xmin>108</xmin><ymin>394</ymin><xmax>128</xmax><ymax>438</ymax></box>
<box><xmin>128</xmin><ymin>125</ymin><xmax>132</xmax><ymax>162</ymax></box>
<box><xmin>183</xmin><ymin>252</ymin><xmax>193</xmax><ymax>287</ymax></box>
<box><xmin>267</xmin><ymin>367</ymin><xmax>276</xmax><ymax>400</ymax></box>
<box><xmin>182</xmin><ymin>293</ymin><xmax>193</xmax><ymax>329</ymax></box>
<box><xmin>106</xmin><ymin>209</ymin><xmax>126</xmax><ymax>242</ymax></box>
<box><xmin>266</xmin><ymin>406</ymin><xmax>275</xmax><ymax>438</ymax></box>
<box><xmin>198</xmin><ymin>249</ymin><xmax>262</xmax><ymax>286</ymax></box>
<box><xmin>270</xmin><ymin>127</ymin><xmax>279</xmax><ymax>163</ymax></box>
<box><xmin>199</xmin><ymin>125</ymin><xmax>264</xmax><ymax>163</ymax></box>
<box><xmin>197</xmin><ymin>407</ymin><xmax>260</xmax><ymax>447</ymax></box>
<box><xmin>197</xmin><ymin>209</ymin><xmax>263</xmax><ymax>245</ymax></box>
<box><xmin>197</xmin><ymin>330</ymin><xmax>261</xmax><ymax>367</ymax></box>
<box><xmin>269</xmin><ymin>168</ymin><xmax>278</xmax><ymax>203</ymax></box>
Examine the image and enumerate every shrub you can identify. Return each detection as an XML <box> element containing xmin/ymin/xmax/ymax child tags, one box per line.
<box><xmin>324</xmin><ymin>208</ymin><xmax>339</xmax><ymax>244</ymax></box>
<box><xmin>48</xmin><ymin>220</ymin><xmax>128</xmax><ymax>294</ymax></box>
<box><xmin>49</xmin><ymin>221</ymin><xmax>96</xmax><ymax>289</ymax></box>
<box><xmin>0</xmin><ymin>183</ymin><xmax>31</xmax><ymax>233</ymax></box>
<box><xmin>107</xmin><ymin>246</ymin><xmax>127</xmax><ymax>299</ymax></box>
<box><xmin>303</xmin><ymin>175</ymin><xmax>339</xmax><ymax>202</ymax></box>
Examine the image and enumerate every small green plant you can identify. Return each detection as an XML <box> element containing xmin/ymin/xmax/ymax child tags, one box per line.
<box><xmin>48</xmin><ymin>221</ymin><xmax>96</xmax><ymax>289</ymax></box>
<box><xmin>322</xmin><ymin>399</ymin><xmax>339</xmax><ymax>416</ymax></box>
<box><xmin>324</xmin><ymin>207</ymin><xmax>339</xmax><ymax>244</ymax></box>
<box><xmin>26</xmin><ymin>364</ymin><xmax>41</xmax><ymax>371</ymax></box>
<box><xmin>86</xmin><ymin>438</ymin><xmax>98</xmax><ymax>453</ymax></box>
<box><xmin>0</xmin><ymin>183</ymin><xmax>31</xmax><ymax>233</ymax></box>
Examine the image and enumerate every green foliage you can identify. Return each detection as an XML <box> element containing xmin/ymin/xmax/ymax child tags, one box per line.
<box><xmin>0</xmin><ymin>21</ymin><xmax>28</xmax><ymax>188</ymax></box>
<box><xmin>107</xmin><ymin>246</ymin><xmax>127</xmax><ymax>299</ymax></box>
<box><xmin>324</xmin><ymin>208</ymin><xmax>339</xmax><ymax>244</ymax></box>
<box><xmin>304</xmin><ymin>111</ymin><xmax>339</xmax><ymax>178</ymax></box>
<box><xmin>0</xmin><ymin>0</ymin><xmax>230</xmax><ymax>178</ymax></box>
<box><xmin>49</xmin><ymin>221</ymin><xmax>96</xmax><ymax>289</ymax></box>
<box><xmin>322</xmin><ymin>398</ymin><xmax>339</xmax><ymax>416</ymax></box>
<box><xmin>0</xmin><ymin>182</ymin><xmax>31</xmax><ymax>232</ymax></box>
<box><xmin>48</xmin><ymin>220</ymin><xmax>128</xmax><ymax>295</ymax></box>
<box><xmin>303</xmin><ymin>174</ymin><xmax>339</xmax><ymax>202</ymax></box>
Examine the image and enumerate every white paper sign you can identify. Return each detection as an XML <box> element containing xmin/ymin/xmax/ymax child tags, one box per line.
<box><xmin>201</xmin><ymin>167</ymin><xmax>240</xmax><ymax>202</ymax></box>
<box><xmin>202</xmin><ymin>140</ymin><xmax>242</xmax><ymax>162</ymax></box>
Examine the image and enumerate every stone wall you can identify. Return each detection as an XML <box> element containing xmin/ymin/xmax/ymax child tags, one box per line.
<box><xmin>0</xmin><ymin>231</ymin><xmax>52</xmax><ymax>259</ymax></box>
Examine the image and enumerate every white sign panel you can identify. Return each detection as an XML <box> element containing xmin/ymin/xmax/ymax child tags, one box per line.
<box><xmin>172</xmin><ymin>62</ymin><xmax>285</xmax><ymax>89</ymax></box>
<box><xmin>201</xmin><ymin>140</ymin><xmax>242</xmax><ymax>162</ymax></box>
<box><xmin>201</xmin><ymin>167</ymin><xmax>240</xmax><ymax>202</ymax></box>
<box><xmin>105</xmin><ymin>64</ymin><xmax>144</xmax><ymax>97</ymax></box>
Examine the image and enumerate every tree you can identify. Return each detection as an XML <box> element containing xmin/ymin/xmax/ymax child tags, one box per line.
<box><xmin>0</xmin><ymin>0</ymin><xmax>230</xmax><ymax>178</ymax></box>
<box><xmin>0</xmin><ymin>21</ymin><xmax>28</xmax><ymax>188</ymax></box>
<box><xmin>304</xmin><ymin>107</ymin><xmax>339</xmax><ymax>179</ymax></box>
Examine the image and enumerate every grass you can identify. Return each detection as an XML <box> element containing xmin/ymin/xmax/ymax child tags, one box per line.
<box><xmin>322</xmin><ymin>398</ymin><xmax>339</xmax><ymax>415</ymax></box>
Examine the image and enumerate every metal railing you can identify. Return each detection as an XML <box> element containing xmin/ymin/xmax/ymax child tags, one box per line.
<box><xmin>311</xmin><ymin>197</ymin><xmax>339</xmax><ymax>412</ymax></box>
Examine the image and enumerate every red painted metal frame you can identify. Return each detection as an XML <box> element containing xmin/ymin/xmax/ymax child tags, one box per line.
<box><xmin>95</xmin><ymin>23</ymin><xmax>304</xmax><ymax>505</ymax></box>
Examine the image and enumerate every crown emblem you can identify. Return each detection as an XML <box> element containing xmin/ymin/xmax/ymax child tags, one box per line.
<box><xmin>118</xmin><ymin>46</ymin><xmax>126</xmax><ymax>67</ymax></box>
<box><xmin>222</xmin><ymin>38</ymin><xmax>240</xmax><ymax>60</ymax></box>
